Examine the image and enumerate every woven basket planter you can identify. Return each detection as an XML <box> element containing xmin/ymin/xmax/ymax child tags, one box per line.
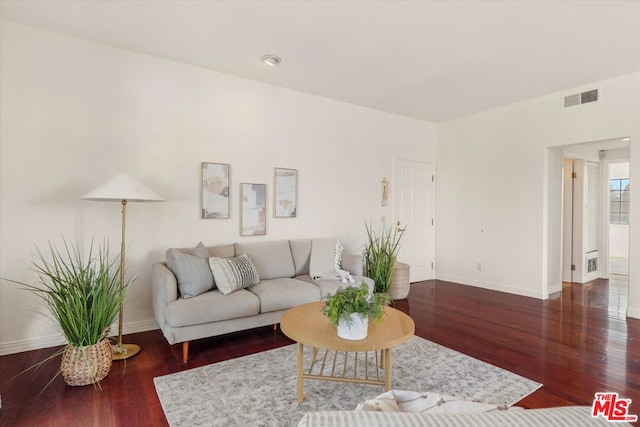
<box><xmin>389</xmin><ymin>262</ymin><xmax>410</xmax><ymax>300</ymax></box>
<box><xmin>61</xmin><ymin>339</ymin><xmax>112</xmax><ymax>386</ymax></box>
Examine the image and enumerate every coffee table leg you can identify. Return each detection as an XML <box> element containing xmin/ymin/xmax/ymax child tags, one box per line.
<box><xmin>384</xmin><ymin>348</ymin><xmax>392</xmax><ymax>391</ymax></box>
<box><xmin>297</xmin><ymin>342</ymin><xmax>304</xmax><ymax>402</ymax></box>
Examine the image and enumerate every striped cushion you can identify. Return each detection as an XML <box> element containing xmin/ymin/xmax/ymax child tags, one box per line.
<box><xmin>208</xmin><ymin>253</ymin><xmax>260</xmax><ymax>295</ymax></box>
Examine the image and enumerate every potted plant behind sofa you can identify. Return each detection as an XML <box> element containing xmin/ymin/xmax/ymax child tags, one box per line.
<box><xmin>5</xmin><ymin>239</ymin><xmax>129</xmax><ymax>387</ymax></box>
<box><xmin>363</xmin><ymin>222</ymin><xmax>405</xmax><ymax>295</ymax></box>
<box><xmin>322</xmin><ymin>283</ymin><xmax>391</xmax><ymax>340</ymax></box>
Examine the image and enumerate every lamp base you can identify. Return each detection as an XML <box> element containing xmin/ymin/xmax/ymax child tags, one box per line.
<box><xmin>111</xmin><ymin>343</ymin><xmax>141</xmax><ymax>361</ymax></box>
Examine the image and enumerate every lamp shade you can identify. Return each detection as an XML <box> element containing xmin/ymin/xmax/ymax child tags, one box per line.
<box><xmin>82</xmin><ymin>173</ymin><xmax>164</xmax><ymax>202</ymax></box>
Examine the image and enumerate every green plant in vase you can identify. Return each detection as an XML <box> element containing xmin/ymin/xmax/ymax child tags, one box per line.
<box><xmin>323</xmin><ymin>283</ymin><xmax>391</xmax><ymax>340</ymax></box>
<box><xmin>4</xmin><ymin>239</ymin><xmax>130</xmax><ymax>388</ymax></box>
<box><xmin>364</xmin><ymin>221</ymin><xmax>405</xmax><ymax>294</ymax></box>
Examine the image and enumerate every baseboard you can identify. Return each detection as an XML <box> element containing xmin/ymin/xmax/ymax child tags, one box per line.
<box><xmin>0</xmin><ymin>334</ymin><xmax>67</xmax><ymax>356</ymax></box>
<box><xmin>0</xmin><ymin>319</ymin><xmax>159</xmax><ymax>356</ymax></box>
<box><xmin>547</xmin><ymin>282</ymin><xmax>563</xmax><ymax>295</ymax></box>
<box><xmin>113</xmin><ymin>319</ymin><xmax>159</xmax><ymax>336</ymax></box>
<box><xmin>627</xmin><ymin>307</ymin><xmax>640</xmax><ymax>320</ymax></box>
<box><xmin>436</xmin><ymin>274</ymin><xmax>546</xmax><ymax>299</ymax></box>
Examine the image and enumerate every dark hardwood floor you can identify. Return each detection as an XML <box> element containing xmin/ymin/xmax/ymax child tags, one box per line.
<box><xmin>1</xmin><ymin>279</ymin><xmax>639</xmax><ymax>426</ymax></box>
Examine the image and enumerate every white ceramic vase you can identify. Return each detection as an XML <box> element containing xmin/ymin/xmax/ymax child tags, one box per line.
<box><xmin>337</xmin><ymin>313</ymin><xmax>369</xmax><ymax>340</ymax></box>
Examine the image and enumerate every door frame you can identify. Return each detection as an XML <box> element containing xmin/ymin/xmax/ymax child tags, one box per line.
<box><xmin>546</xmin><ymin>139</ymin><xmax>631</xmax><ymax>298</ymax></box>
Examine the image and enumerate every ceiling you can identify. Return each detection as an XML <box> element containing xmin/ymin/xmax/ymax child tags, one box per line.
<box><xmin>1</xmin><ymin>0</ymin><xmax>639</xmax><ymax>123</ymax></box>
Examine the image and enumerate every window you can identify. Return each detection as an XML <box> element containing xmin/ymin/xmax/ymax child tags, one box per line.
<box><xmin>610</xmin><ymin>178</ymin><xmax>630</xmax><ymax>224</ymax></box>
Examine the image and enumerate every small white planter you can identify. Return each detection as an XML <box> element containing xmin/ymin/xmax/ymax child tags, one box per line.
<box><xmin>337</xmin><ymin>313</ymin><xmax>369</xmax><ymax>340</ymax></box>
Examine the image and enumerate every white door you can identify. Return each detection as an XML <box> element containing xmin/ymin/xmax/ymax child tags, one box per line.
<box><xmin>562</xmin><ymin>157</ymin><xmax>589</xmax><ymax>283</ymax></box>
<box><xmin>562</xmin><ymin>158</ymin><xmax>575</xmax><ymax>283</ymax></box>
<box><xmin>394</xmin><ymin>159</ymin><xmax>434</xmax><ymax>282</ymax></box>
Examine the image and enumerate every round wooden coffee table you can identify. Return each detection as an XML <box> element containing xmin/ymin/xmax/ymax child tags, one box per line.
<box><xmin>280</xmin><ymin>301</ymin><xmax>414</xmax><ymax>402</ymax></box>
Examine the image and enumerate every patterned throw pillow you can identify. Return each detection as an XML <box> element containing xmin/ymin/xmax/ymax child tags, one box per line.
<box><xmin>208</xmin><ymin>253</ymin><xmax>260</xmax><ymax>295</ymax></box>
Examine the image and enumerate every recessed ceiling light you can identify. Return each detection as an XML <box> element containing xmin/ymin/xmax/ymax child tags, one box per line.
<box><xmin>260</xmin><ymin>54</ymin><xmax>281</xmax><ymax>66</ymax></box>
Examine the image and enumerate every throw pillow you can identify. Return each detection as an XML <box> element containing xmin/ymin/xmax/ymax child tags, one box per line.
<box><xmin>356</xmin><ymin>390</ymin><xmax>509</xmax><ymax>414</ymax></box>
<box><xmin>309</xmin><ymin>239</ymin><xmax>354</xmax><ymax>283</ymax></box>
<box><xmin>208</xmin><ymin>253</ymin><xmax>260</xmax><ymax>295</ymax></box>
<box><xmin>309</xmin><ymin>238</ymin><xmax>338</xmax><ymax>279</ymax></box>
<box><xmin>166</xmin><ymin>242</ymin><xmax>214</xmax><ymax>299</ymax></box>
<box><xmin>334</xmin><ymin>240</ymin><xmax>354</xmax><ymax>284</ymax></box>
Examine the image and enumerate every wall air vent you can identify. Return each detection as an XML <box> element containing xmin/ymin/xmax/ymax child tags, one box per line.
<box><xmin>581</xmin><ymin>89</ymin><xmax>598</xmax><ymax>104</ymax></box>
<box><xmin>586</xmin><ymin>251</ymin><xmax>599</xmax><ymax>275</ymax></box>
<box><xmin>564</xmin><ymin>93</ymin><xmax>580</xmax><ymax>107</ymax></box>
<box><xmin>564</xmin><ymin>89</ymin><xmax>599</xmax><ymax>108</ymax></box>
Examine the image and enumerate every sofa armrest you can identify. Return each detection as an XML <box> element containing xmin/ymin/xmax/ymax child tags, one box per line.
<box><xmin>152</xmin><ymin>262</ymin><xmax>179</xmax><ymax>330</ymax></box>
<box><xmin>342</xmin><ymin>253</ymin><xmax>364</xmax><ymax>276</ymax></box>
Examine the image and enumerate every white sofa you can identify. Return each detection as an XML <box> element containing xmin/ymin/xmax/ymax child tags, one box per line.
<box><xmin>152</xmin><ymin>239</ymin><xmax>373</xmax><ymax>363</ymax></box>
<box><xmin>297</xmin><ymin>390</ymin><xmax>633</xmax><ymax>426</ymax></box>
<box><xmin>297</xmin><ymin>406</ymin><xmax>630</xmax><ymax>426</ymax></box>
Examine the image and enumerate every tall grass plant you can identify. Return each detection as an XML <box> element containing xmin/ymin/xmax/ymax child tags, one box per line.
<box><xmin>364</xmin><ymin>222</ymin><xmax>405</xmax><ymax>294</ymax></box>
<box><xmin>23</xmin><ymin>240</ymin><xmax>128</xmax><ymax>347</ymax></box>
<box><xmin>3</xmin><ymin>239</ymin><xmax>130</xmax><ymax>388</ymax></box>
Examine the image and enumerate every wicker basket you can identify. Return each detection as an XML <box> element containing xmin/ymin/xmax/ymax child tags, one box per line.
<box><xmin>61</xmin><ymin>339</ymin><xmax>112</xmax><ymax>386</ymax></box>
<box><xmin>389</xmin><ymin>262</ymin><xmax>410</xmax><ymax>300</ymax></box>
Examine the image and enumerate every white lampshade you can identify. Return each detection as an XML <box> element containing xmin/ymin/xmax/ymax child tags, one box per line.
<box><xmin>82</xmin><ymin>173</ymin><xmax>164</xmax><ymax>202</ymax></box>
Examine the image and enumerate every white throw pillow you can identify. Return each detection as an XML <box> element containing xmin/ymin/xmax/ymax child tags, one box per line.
<box><xmin>309</xmin><ymin>238</ymin><xmax>336</xmax><ymax>279</ymax></box>
<box><xmin>356</xmin><ymin>390</ymin><xmax>509</xmax><ymax>414</ymax></box>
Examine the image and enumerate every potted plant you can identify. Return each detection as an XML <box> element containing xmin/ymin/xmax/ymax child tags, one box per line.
<box><xmin>5</xmin><ymin>239</ymin><xmax>129</xmax><ymax>387</ymax></box>
<box><xmin>363</xmin><ymin>222</ymin><xmax>405</xmax><ymax>294</ymax></box>
<box><xmin>322</xmin><ymin>283</ymin><xmax>391</xmax><ymax>340</ymax></box>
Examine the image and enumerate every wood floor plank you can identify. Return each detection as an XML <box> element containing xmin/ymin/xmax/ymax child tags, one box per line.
<box><xmin>1</xmin><ymin>279</ymin><xmax>638</xmax><ymax>426</ymax></box>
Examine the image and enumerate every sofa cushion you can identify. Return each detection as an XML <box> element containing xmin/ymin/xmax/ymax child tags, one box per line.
<box><xmin>165</xmin><ymin>288</ymin><xmax>260</xmax><ymax>327</ymax></box>
<box><xmin>234</xmin><ymin>240</ymin><xmax>295</xmax><ymax>280</ymax></box>
<box><xmin>206</xmin><ymin>243</ymin><xmax>236</xmax><ymax>258</ymax></box>
<box><xmin>289</xmin><ymin>239</ymin><xmax>312</xmax><ymax>276</ymax></box>
<box><xmin>296</xmin><ymin>275</ymin><xmax>374</xmax><ymax>299</ymax></box>
<box><xmin>247</xmin><ymin>278</ymin><xmax>321</xmax><ymax>313</ymax></box>
<box><xmin>209</xmin><ymin>254</ymin><xmax>260</xmax><ymax>295</ymax></box>
<box><xmin>166</xmin><ymin>242</ymin><xmax>214</xmax><ymax>298</ymax></box>
<box><xmin>342</xmin><ymin>253</ymin><xmax>364</xmax><ymax>276</ymax></box>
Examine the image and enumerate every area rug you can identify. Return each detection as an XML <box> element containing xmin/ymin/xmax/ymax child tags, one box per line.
<box><xmin>154</xmin><ymin>336</ymin><xmax>542</xmax><ymax>427</ymax></box>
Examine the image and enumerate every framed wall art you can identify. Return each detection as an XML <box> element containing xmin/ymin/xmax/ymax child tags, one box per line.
<box><xmin>202</xmin><ymin>162</ymin><xmax>230</xmax><ymax>219</ymax></box>
<box><xmin>240</xmin><ymin>183</ymin><xmax>266</xmax><ymax>236</ymax></box>
<box><xmin>274</xmin><ymin>167</ymin><xmax>297</xmax><ymax>218</ymax></box>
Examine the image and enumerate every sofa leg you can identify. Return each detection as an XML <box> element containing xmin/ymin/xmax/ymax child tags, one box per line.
<box><xmin>182</xmin><ymin>341</ymin><xmax>189</xmax><ymax>364</ymax></box>
<box><xmin>273</xmin><ymin>323</ymin><xmax>278</xmax><ymax>331</ymax></box>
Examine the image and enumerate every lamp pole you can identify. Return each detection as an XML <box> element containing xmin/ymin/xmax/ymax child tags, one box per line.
<box><xmin>111</xmin><ymin>199</ymin><xmax>140</xmax><ymax>360</ymax></box>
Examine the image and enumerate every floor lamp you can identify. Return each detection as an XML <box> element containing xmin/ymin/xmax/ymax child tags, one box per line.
<box><xmin>82</xmin><ymin>173</ymin><xmax>164</xmax><ymax>360</ymax></box>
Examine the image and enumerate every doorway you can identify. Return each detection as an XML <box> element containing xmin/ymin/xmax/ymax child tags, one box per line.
<box><xmin>548</xmin><ymin>138</ymin><xmax>630</xmax><ymax>314</ymax></box>
<box><xmin>608</xmin><ymin>162</ymin><xmax>630</xmax><ymax>314</ymax></box>
<box><xmin>608</xmin><ymin>162</ymin><xmax>630</xmax><ymax>277</ymax></box>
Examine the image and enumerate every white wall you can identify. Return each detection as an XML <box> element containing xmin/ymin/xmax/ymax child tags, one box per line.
<box><xmin>436</xmin><ymin>73</ymin><xmax>639</xmax><ymax>306</ymax></box>
<box><xmin>610</xmin><ymin>225</ymin><xmax>630</xmax><ymax>258</ymax></box>
<box><xmin>0</xmin><ymin>21</ymin><xmax>436</xmax><ymax>354</ymax></box>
